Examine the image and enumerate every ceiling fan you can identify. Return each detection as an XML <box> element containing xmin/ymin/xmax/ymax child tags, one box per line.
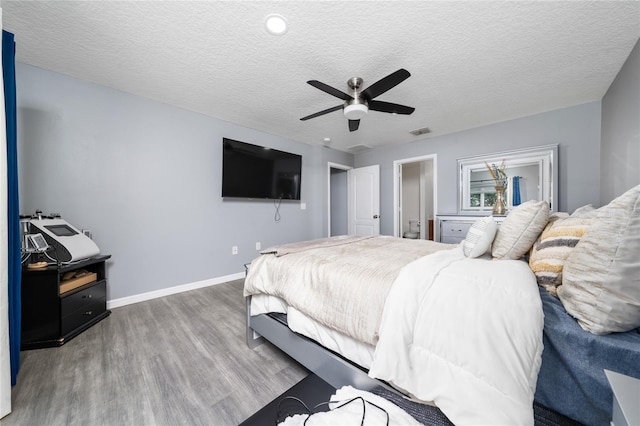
<box><xmin>300</xmin><ymin>68</ymin><xmax>415</xmax><ymax>132</ymax></box>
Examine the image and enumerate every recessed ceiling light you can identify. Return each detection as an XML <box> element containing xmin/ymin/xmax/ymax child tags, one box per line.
<box><xmin>265</xmin><ymin>14</ymin><xmax>288</xmax><ymax>35</ymax></box>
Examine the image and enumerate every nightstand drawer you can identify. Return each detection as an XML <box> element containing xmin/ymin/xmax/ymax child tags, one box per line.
<box><xmin>61</xmin><ymin>281</ymin><xmax>106</xmax><ymax>315</ymax></box>
<box><xmin>61</xmin><ymin>298</ymin><xmax>106</xmax><ymax>335</ymax></box>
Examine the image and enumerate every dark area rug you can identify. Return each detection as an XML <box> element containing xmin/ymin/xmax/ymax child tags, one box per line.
<box><xmin>371</xmin><ymin>387</ymin><xmax>584</xmax><ymax>426</ymax></box>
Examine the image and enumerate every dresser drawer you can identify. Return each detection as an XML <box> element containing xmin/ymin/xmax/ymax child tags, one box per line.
<box><xmin>441</xmin><ymin>235</ymin><xmax>466</xmax><ymax>244</ymax></box>
<box><xmin>438</xmin><ymin>215</ymin><xmax>505</xmax><ymax>244</ymax></box>
<box><xmin>61</xmin><ymin>281</ymin><xmax>106</xmax><ymax>315</ymax></box>
<box><xmin>440</xmin><ymin>221</ymin><xmax>474</xmax><ymax>238</ymax></box>
<box><xmin>61</xmin><ymin>298</ymin><xmax>106</xmax><ymax>335</ymax></box>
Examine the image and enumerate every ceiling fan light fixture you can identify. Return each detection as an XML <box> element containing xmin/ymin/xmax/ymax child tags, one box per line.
<box><xmin>343</xmin><ymin>103</ymin><xmax>368</xmax><ymax>120</ymax></box>
<box><xmin>301</xmin><ymin>69</ymin><xmax>413</xmax><ymax>132</ymax></box>
<box><xmin>265</xmin><ymin>14</ymin><xmax>288</xmax><ymax>35</ymax></box>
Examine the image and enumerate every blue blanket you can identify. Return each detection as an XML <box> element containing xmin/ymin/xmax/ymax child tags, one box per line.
<box><xmin>534</xmin><ymin>287</ymin><xmax>640</xmax><ymax>425</ymax></box>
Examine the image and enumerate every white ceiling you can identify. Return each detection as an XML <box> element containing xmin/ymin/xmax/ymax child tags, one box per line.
<box><xmin>2</xmin><ymin>1</ymin><xmax>639</xmax><ymax>152</ymax></box>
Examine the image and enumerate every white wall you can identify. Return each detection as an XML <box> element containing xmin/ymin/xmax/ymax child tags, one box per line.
<box><xmin>16</xmin><ymin>63</ymin><xmax>353</xmax><ymax>301</ymax></box>
<box><xmin>601</xmin><ymin>38</ymin><xmax>640</xmax><ymax>204</ymax></box>
<box><xmin>355</xmin><ymin>101</ymin><xmax>602</xmax><ymax>235</ymax></box>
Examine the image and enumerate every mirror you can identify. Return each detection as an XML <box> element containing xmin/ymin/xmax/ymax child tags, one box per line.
<box><xmin>458</xmin><ymin>144</ymin><xmax>558</xmax><ymax>214</ymax></box>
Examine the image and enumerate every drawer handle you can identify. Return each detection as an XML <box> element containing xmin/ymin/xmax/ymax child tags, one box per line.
<box><xmin>84</xmin><ymin>310</ymin><xmax>93</xmax><ymax>316</ymax></box>
<box><xmin>452</xmin><ymin>229</ymin><xmax>463</xmax><ymax>232</ymax></box>
<box><xmin>82</xmin><ymin>294</ymin><xmax>93</xmax><ymax>299</ymax></box>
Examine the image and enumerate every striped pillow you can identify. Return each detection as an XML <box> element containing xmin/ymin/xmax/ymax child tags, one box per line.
<box><xmin>463</xmin><ymin>216</ymin><xmax>498</xmax><ymax>258</ymax></box>
<box><xmin>529</xmin><ymin>212</ymin><xmax>593</xmax><ymax>295</ymax></box>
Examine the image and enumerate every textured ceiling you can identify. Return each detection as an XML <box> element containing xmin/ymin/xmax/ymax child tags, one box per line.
<box><xmin>2</xmin><ymin>1</ymin><xmax>639</xmax><ymax>152</ymax></box>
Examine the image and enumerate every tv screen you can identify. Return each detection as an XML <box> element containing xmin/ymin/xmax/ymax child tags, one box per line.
<box><xmin>222</xmin><ymin>138</ymin><xmax>302</xmax><ymax>200</ymax></box>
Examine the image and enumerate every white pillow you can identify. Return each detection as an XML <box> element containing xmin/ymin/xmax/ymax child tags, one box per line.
<box><xmin>558</xmin><ymin>184</ymin><xmax>640</xmax><ymax>334</ymax></box>
<box><xmin>463</xmin><ymin>216</ymin><xmax>498</xmax><ymax>258</ymax></box>
<box><xmin>492</xmin><ymin>200</ymin><xmax>550</xmax><ymax>260</ymax></box>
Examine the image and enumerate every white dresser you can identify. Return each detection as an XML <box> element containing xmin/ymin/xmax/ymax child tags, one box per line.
<box><xmin>437</xmin><ymin>215</ymin><xmax>506</xmax><ymax>243</ymax></box>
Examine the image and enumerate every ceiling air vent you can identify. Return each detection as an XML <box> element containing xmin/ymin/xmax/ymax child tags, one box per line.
<box><xmin>347</xmin><ymin>144</ymin><xmax>372</xmax><ymax>153</ymax></box>
<box><xmin>410</xmin><ymin>127</ymin><xmax>431</xmax><ymax>136</ymax></box>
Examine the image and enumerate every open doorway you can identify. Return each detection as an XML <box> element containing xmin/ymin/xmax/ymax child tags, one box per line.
<box><xmin>393</xmin><ymin>154</ymin><xmax>437</xmax><ymax>240</ymax></box>
<box><xmin>327</xmin><ymin>162</ymin><xmax>351</xmax><ymax>237</ymax></box>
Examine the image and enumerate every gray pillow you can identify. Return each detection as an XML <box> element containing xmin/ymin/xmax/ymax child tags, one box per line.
<box><xmin>492</xmin><ymin>200</ymin><xmax>549</xmax><ymax>260</ymax></box>
<box><xmin>558</xmin><ymin>184</ymin><xmax>640</xmax><ymax>334</ymax></box>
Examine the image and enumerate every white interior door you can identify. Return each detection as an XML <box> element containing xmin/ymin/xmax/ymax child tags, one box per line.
<box><xmin>398</xmin><ymin>165</ymin><xmax>404</xmax><ymax>237</ymax></box>
<box><xmin>419</xmin><ymin>162</ymin><xmax>426</xmax><ymax>239</ymax></box>
<box><xmin>348</xmin><ymin>165</ymin><xmax>380</xmax><ymax>236</ymax></box>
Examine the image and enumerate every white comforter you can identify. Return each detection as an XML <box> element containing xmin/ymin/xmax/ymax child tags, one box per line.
<box><xmin>369</xmin><ymin>245</ymin><xmax>544</xmax><ymax>425</ymax></box>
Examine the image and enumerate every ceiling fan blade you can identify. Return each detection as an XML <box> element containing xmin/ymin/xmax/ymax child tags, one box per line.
<box><xmin>368</xmin><ymin>100</ymin><xmax>415</xmax><ymax>115</ymax></box>
<box><xmin>307</xmin><ymin>80</ymin><xmax>353</xmax><ymax>101</ymax></box>
<box><xmin>300</xmin><ymin>104</ymin><xmax>343</xmax><ymax>121</ymax></box>
<box><xmin>348</xmin><ymin>119</ymin><xmax>360</xmax><ymax>132</ymax></box>
<box><xmin>361</xmin><ymin>69</ymin><xmax>411</xmax><ymax>100</ymax></box>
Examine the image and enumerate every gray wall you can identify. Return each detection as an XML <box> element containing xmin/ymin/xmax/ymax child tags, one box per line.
<box><xmin>601</xmin><ymin>38</ymin><xmax>640</xmax><ymax>204</ymax></box>
<box><xmin>355</xmin><ymin>102</ymin><xmax>602</xmax><ymax>236</ymax></box>
<box><xmin>16</xmin><ymin>63</ymin><xmax>352</xmax><ymax>300</ymax></box>
<box><xmin>17</xmin><ymin>58</ymin><xmax>617</xmax><ymax>301</ymax></box>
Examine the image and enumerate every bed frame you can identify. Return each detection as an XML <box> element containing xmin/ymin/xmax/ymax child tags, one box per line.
<box><xmin>245</xmin><ymin>296</ymin><xmax>395</xmax><ymax>393</ymax></box>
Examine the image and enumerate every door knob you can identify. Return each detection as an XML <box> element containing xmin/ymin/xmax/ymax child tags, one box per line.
<box><xmin>373</xmin><ymin>215</ymin><xmax>379</xmax><ymax>219</ymax></box>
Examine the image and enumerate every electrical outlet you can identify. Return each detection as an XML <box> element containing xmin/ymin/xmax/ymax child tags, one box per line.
<box><xmin>255</xmin><ymin>242</ymin><xmax>261</xmax><ymax>250</ymax></box>
<box><xmin>232</xmin><ymin>246</ymin><xmax>238</xmax><ymax>255</ymax></box>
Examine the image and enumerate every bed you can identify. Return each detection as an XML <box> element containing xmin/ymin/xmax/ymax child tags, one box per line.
<box><xmin>244</xmin><ymin>186</ymin><xmax>640</xmax><ymax>426</ymax></box>
<box><xmin>245</xmin><ymin>235</ymin><xmax>545</xmax><ymax>425</ymax></box>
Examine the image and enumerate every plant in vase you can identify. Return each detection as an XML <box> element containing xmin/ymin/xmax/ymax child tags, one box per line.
<box><xmin>486</xmin><ymin>159</ymin><xmax>508</xmax><ymax>215</ymax></box>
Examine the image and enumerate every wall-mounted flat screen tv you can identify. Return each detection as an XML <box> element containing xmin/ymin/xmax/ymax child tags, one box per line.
<box><xmin>222</xmin><ymin>138</ymin><xmax>302</xmax><ymax>200</ymax></box>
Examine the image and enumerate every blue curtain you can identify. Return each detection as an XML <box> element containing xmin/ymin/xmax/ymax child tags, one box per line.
<box><xmin>512</xmin><ymin>176</ymin><xmax>522</xmax><ymax>207</ymax></box>
<box><xmin>3</xmin><ymin>30</ymin><xmax>21</xmax><ymax>386</ymax></box>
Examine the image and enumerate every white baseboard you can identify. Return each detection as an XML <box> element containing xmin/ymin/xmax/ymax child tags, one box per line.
<box><xmin>107</xmin><ymin>272</ymin><xmax>245</xmax><ymax>309</ymax></box>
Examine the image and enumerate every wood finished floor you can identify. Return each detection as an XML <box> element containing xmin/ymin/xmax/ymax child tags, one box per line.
<box><xmin>5</xmin><ymin>280</ymin><xmax>307</xmax><ymax>425</ymax></box>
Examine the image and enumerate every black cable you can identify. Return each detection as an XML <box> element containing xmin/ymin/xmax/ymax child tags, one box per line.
<box><xmin>276</xmin><ymin>396</ymin><xmax>311</xmax><ymax>424</ymax></box>
<box><xmin>271</xmin><ymin>395</ymin><xmax>390</xmax><ymax>426</ymax></box>
<box><xmin>274</xmin><ymin>197</ymin><xmax>282</xmax><ymax>223</ymax></box>
<box><xmin>21</xmin><ymin>252</ymin><xmax>32</xmax><ymax>264</ymax></box>
<box><xmin>319</xmin><ymin>396</ymin><xmax>389</xmax><ymax>426</ymax></box>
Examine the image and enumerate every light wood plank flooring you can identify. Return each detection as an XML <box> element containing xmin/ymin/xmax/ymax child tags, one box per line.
<box><xmin>4</xmin><ymin>280</ymin><xmax>307</xmax><ymax>425</ymax></box>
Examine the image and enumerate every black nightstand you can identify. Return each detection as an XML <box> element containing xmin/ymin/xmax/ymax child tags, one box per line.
<box><xmin>21</xmin><ymin>255</ymin><xmax>111</xmax><ymax>350</ymax></box>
